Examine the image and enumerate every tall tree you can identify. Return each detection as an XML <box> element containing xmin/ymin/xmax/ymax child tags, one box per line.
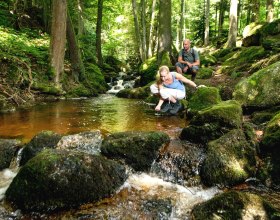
<box><xmin>66</xmin><ymin>10</ymin><xmax>85</xmax><ymax>82</ymax></box>
<box><xmin>204</xmin><ymin>0</ymin><xmax>210</xmax><ymax>46</ymax></box>
<box><xmin>96</xmin><ymin>0</ymin><xmax>103</xmax><ymax>66</ymax></box>
<box><xmin>77</xmin><ymin>0</ymin><xmax>85</xmax><ymax>35</ymax></box>
<box><xmin>226</xmin><ymin>0</ymin><xmax>238</xmax><ymax>48</ymax></box>
<box><xmin>178</xmin><ymin>0</ymin><xmax>185</xmax><ymax>49</ymax></box>
<box><xmin>157</xmin><ymin>0</ymin><xmax>172</xmax><ymax>65</ymax></box>
<box><xmin>132</xmin><ymin>0</ymin><xmax>142</xmax><ymax>61</ymax></box>
<box><xmin>50</xmin><ymin>0</ymin><xmax>67</xmax><ymax>88</ymax></box>
<box><xmin>218</xmin><ymin>0</ymin><xmax>226</xmax><ymax>38</ymax></box>
<box><xmin>266</xmin><ymin>0</ymin><xmax>274</xmax><ymax>22</ymax></box>
<box><xmin>141</xmin><ymin>0</ymin><xmax>147</xmax><ymax>61</ymax></box>
<box><xmin>148</xmin><ymin>0</ymin><xmax>157</xmax><ymax>58</ymax></box>
<box><xmin>250</xmin><ymin>0</ymin><xmax>260</xmax><ymax>22</ymax></box>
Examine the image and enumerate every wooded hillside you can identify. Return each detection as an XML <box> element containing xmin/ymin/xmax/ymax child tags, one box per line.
<box><xmin>0</xmin><ymin>0</ymin><xmax>280</xmax><ymax>111</ymax></box>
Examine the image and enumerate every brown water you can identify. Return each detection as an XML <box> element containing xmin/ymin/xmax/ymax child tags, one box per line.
<box><xmin>0</xmin><ymin>94</ymin><xmax>186</xmax><ymax>142</ymax></box>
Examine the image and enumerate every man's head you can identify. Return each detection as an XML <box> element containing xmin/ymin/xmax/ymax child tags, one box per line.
<box><xmin>183</xmin><ymin>39</ymin><xmax>191</xmax><ymax>51</ymax></box>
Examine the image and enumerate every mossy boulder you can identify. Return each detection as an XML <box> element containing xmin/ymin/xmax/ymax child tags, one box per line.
<box><xmin>196</xmin><ymin>67</ymin><xmax>214</xmax><ymax>79</ymax></box>
<box><xmin>191</xmin><ymin>191</ymin><xmax>279</xmax><ymax>220</ymax></box>
<box><xmin>261</xmin><ymin>111</ymin><xmax>280</xmax><ymax>154</ymax></box>
<box><xmin>187</xmin><ymin>86</ymin><xmax>222</xmax><ymax>117</ymax></box>
<box><xmin>181</xmin><ymin>100</ymin><xmax>242</xmax><ymax>143</ymax></box>
<box><xmin>233</xmin><ymin>61</ymin><xmax>280</xmax><ymax>109</ymax></box>
<box><xmin>200</xmin><ymin>129</ymin><xmax>256</xmax><ymax>187</ymax></box>
<box><xmin>101</xmin><ymin>131</ymin><xmax>170</xmax><ymax>171</ymax></box>
<box><xmin>0</xmin><ymin>139</ymin><xmax>21</xmax><ymax>170</ymax></box>
<box><xmin>5</xmin><ymin>149</ymin><xmax>127</xmax><ymax>212</ymax></box>
<box><xmin>116</xmin><ymin>85</ymin><xmax>150</xmax><ymax>99</ymax></box>
<box><xmin>258</xmin><ymin>112</ymin><xmax>280</xmax><ymax>186</ymax></box>
<box><xmin>139</xmin><ymin>56</ymin><xmax>159</xmax><ymax>86</ymax></box>
<box><xmin>262</xmin><ymin>34</ymin><xmax>280</xmax><ymax>51</ymax></box>
<box><xmin>242</xmin><ymin>22</ymin><xmax>264</xmax><ymax>47</ymax></box>
<box><xmin>242</xmin><ymin>19</ymin><xmax>280</xmax><ymax>48</ymax></box>
<box><xmin>20</xmin><ymin>131</ymin><xmax>62</xmax><ymax>166</ymax></box>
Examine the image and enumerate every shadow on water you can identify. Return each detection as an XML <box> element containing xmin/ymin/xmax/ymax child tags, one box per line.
<box><xmin>0</xmin><ymin>94</ymin><xmax>185</xmax><ymax>142</ymax></box>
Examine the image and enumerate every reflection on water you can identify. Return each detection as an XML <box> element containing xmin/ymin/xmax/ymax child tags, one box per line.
<box><xmin>0</xmin><ymin>95</ymin><xmax>186</xmax><ymax>142</ymax></box>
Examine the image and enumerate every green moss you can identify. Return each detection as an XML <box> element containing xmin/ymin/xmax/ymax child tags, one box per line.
<box><xmin>159</xmin><ymin>51</ymin><xmax>172</xmax><ymax>67</ymax></box>
<box><xmin>194</xmin><ymin>100</ymin><xmax>242</xmax><ymax>127</ymax></box>
<box><xmin>197</xmin><ymin>67</ymin><xmax>213</xmax><ymax>79</ymax></box>
<box><xmin>139</xmin><ymin>56</ymin><xmax>159</xmax><ymax>86</ymax></box>
<box><xmin>200</xmin><ymin>54</ymin><xmax>217</xmax><ymax>67</ymax></box>
<box><xmin>192</xmin><ymin>191</ymin><xmax>279</xmax><ymax>220</ymax></box>
<box><xmin>233</xmin><ymin>61</ymin><xmax>280</xmax><ymax>107</ymax></box>
<box><xmin>220</xmin><ymin>46</ymin><xmax>266</xmax><ymax>75</ymax></box>
<box><xmin>188</xmin><ymin>87</ymin><xmax>221</xmax><ymax>112</ymax></box>
<box><xmin>201</xmin><ymin>129</ymin><xmax>256</xmax><ymax>186</ymax></box>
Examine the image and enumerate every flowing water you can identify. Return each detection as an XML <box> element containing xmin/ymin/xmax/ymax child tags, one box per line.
<box><xmin>0</xmin><ymin>94</ymin><xmax>222</xmax><ymax>219</ymax></box>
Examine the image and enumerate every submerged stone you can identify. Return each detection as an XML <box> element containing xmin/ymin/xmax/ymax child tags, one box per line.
<box><xmin>101</xmin><ymin>131</ymin><xmax>170</xmax><ymax>171</ymax></box>
<box><xmin>5</xmin><ymin>149</ymin><xmax>127</xmax><ymax>212</ymax></box>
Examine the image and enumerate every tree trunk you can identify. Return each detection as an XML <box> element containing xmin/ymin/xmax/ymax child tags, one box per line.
<box><xmin>132</xmin><ymin>0</ymin><xmax>142</xmax><ymax>61</ymax></box>
<box><xmin>157</xmin><ymin>0</ymin><xmax>172</xmax><ymax>65</ymax></box>
<box><xmin>141</xmin><ymin>0</ymin><xmax>147</xmax><ymax>61</ymax></box>
<box><xmin>266</xmin><ymin>0</ymin><xmax>274</xmax><ymax>22</ymax></box>
<box><xmin>50</xmin><ymin>0</ymin><xmax>67</xmax><ymax>88</ymax></box>
<box><xmin>178</xmin><ymin>0</ymin><xmax>184</xmax><ymax>49</ymax></box>
<box><xmin>42</xmin><ymin>0</ymin><xmax>52</xmax><ymax>33</ymax></box>
<box><xmin>148</xmin><ymin>0</ymin><xmax>157</xmax><ymax>58</ymax></box>
<box><xmin>77</xmin><ymin>0</ymin><xmax>85</xmax><ymax>35</ymax></box>
<box><xmin>226</xmin><ymin>0</ymin><xmax>238</xmax><ymax>48</ymax></box>
<box><xmin>218</xmin><ymin>0</ymin><xmax>226</xmax><ymax>38</ymax></box>
<box><xmin>66</xmin><ymin>10</ymin><xmax>85</xmax><ymax>82</ymax></box>
<box><xmin>96</xmin><ymin>0</ymin><xmax>103</xmax><ymax>66</ymax></box>
<box><xmin>250</xmin><ymin>0</ymin><xmax>260</xmax><ymax>22</ymax></box>
<box><xmin>204</xmin><ymin>0</ymin><xmax>210</xmax><ymax>46</ymax></box>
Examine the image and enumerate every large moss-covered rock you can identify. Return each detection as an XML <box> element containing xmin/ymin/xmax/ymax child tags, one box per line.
<box><xmin>0</xmin><ymin>139</ymin><xmax>21</xmax><ymax>170</ymax></box>
<box><xmin>5</xmin><ymin>149</ymin><xmax>127</xmax><ymax>212</ymax></box>
<box><xmin>187</xmin><ymin>86</ymin><xmax>222</xmax><ymax>117</ymax></box>
<box><xmin>233</xmin><ymin>61</ymin><xmax>280</xmax><ymax>109</ymax></box>
<box><xmin>242</xmin><ymin>19</ymin><xmax>280</xmax><ymax>48</ymax></box>
<box><xmin>191</xmin><ymin>191</ymin><xmax>279</xmax><ymax>220</ymax></box>
<box><xmin>242</xmin><ymin>22</ymin><xmax>264</xmax><ymax>47</ymax></box>
<box><xmin>20</xmin><ymin>131</ymin><xmax>62</xmax><ymax>166</ymax></box>
<box><xmin>101</xmin><ymin>131</ymin><xmax>170</xmax><ymax>171</ymax></box>
<box><xmin>139</xmin><ymin>56</ymin><xmax>158</xmax><ymax>86</ymax></box>
<box><xmin>200</xmin><ymin>129</ymin><xmax>256</xmax><ymax>187</ymax></box>
<box><xmin>258</xmin><ymin>111</ymin><xmax>280</xmax><ymax>186</ymax></box>
<box><xmin>181</xmin><ymin>100</ymin><xmax>242</xmax><ymax>143</ymax></box>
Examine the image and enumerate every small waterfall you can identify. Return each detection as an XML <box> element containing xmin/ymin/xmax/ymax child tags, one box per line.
<box><xmin>0</xmin><ymin>148</ymin><xmax>22</xmax><ymax>201</ymax></box>
<box><xmin>107</xmin><ymin>71</ymin><xmax>137</xmax><ymax>94</ymax></box>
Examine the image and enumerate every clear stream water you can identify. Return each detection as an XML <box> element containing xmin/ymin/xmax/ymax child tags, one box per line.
<box><xmin>1</xmin><ymin>94</ymin><xmax>277</xmax><ymax>219</ymax></box>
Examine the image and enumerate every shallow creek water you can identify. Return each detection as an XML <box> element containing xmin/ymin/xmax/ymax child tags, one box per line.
<box><xmin>0</xmin><ymin>94</ymin><xmax>246</xmax><ymax>219</ymax></box>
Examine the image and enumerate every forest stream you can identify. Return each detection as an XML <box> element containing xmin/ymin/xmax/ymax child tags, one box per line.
<box><xmin>0</xmin><ymin>95</ymin><xmax>279</xmax><ymax>219</ymax></box>
<box><xmin>0</xmin><ymin>94</ymin><xmax>222</xmax><ymax>219</ymax></box>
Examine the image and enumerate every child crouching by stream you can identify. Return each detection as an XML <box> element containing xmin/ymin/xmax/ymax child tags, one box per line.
<box><xmin>150</xmin><ymin>65</ymin><xmax>198</xmax><ymax>114</ymax></box>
